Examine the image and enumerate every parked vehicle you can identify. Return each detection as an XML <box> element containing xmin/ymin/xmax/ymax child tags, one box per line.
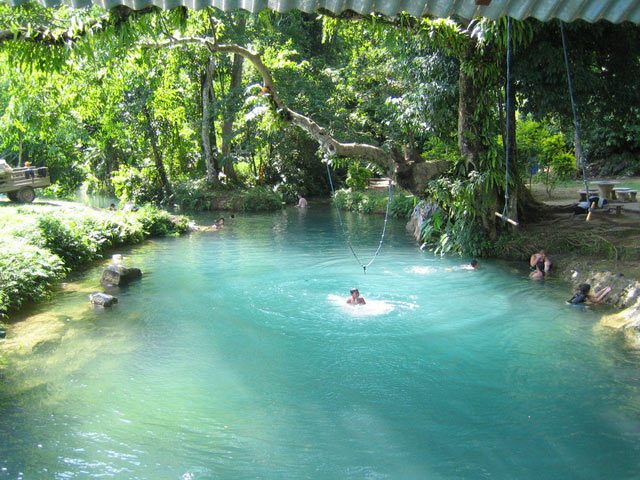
<box><xmin>0</xmin><ymin>166</ymin><xmax>51</xmax><ymax>203</ymax></box>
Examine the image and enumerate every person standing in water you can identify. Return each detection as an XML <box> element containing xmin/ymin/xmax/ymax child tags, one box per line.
<box><xmin>295</xmin><ymin>194</ymin><xmax>308</xmax><ymax>208</ymax></box>
<box><xmin>347</xmin><ymin>288</ymin><xmax>366</xmax><ymax>305</ymax></box>
<box><xmin>529</xmin><ymin>250</ymin><xmax>551</xmax><ymax>279</ymax></box>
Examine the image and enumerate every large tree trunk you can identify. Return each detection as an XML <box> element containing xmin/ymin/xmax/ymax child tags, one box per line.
<box><xmin>18</xmin><ymin>131</ymin><xmax>23</xmax><ymax>167</ymax></box>
<box><xmin>456</xmin><ymin>31</ymin><xmax>498</xmax><ymax>239</ymax></box>
<box><xmin>142</xmin><ymin>105</ymin><xmax>171</xmax><ymax>200</ymax></box>
<box><xmin>220</xmin><ymin>52</ymin><xmax>243</xmax><ymax>183</ymax></box>
<box><xmin>457</xmin><ymin>41</ymin><xmax>487</xmax><ymax>172</ymax></box>
<box><xmin>220</xmin><ymin>18</ymin><xmax>246</xmax><ymax>184</ymax></box>
<box><xmin>201</xmin><ymin>56</ymin><xmax>219</xmax><ymax>185</ymax></box>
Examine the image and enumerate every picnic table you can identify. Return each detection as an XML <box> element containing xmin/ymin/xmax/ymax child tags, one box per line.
<box><xmin>591</xmin><ymin>180</ymin><xmax>620</xmax><ymax>200</ymax></box>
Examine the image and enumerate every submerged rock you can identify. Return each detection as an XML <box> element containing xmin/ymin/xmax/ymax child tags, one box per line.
<box><xmin>101</xmin><ymin>265</ymin><xmax>142</xmax><ymax>287</ymax></box>
<box><xmin>89</xmin><ymin>293</ymin><xmax>118</xmax><ymax>307</ymax></box>
<box><xmin>32</xmin><ymin>336</ymin><xmax>62</xmax><ymax>354</ymax></box>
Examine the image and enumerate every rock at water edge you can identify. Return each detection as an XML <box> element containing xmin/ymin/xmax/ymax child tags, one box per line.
<box><xmin>90</xmin><ymin>292</ymin><xmax>118</xmax><ymax>307</ymax></box>
<box><xmin>101</xmin><ymin>265</ymin><xmax>142</xmax><ymax>287</ymax></box>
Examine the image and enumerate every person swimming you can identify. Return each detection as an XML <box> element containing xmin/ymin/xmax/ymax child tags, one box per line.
<box><xmin>567</xmin><ymin>283</ymin><xmax>612</xmax><ymax>305</ymax></box>
<box><xmin>347</xmin><ymin>288</ymin><xmax>366</xmax><ymax>305</ymax></box>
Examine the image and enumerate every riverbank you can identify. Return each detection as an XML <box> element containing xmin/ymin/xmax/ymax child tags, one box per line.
<box><xmin>406</xmin><ymin>179</ymin><xmax>640</xmax><ymax>347</ymax></box>
<box><xmin>526</xmin><ymin>180</ymin><xmax>640</xmax><ymax>304</ymax></box>
<box><xmin>529</xmin><ymin>180</ymin><xmax>640</xmax><ymax>346</ymax></box>
<box><xmin>0</xmin><ymin>199</ymin><xmax>188</xmax><ymax>327</ymax></box>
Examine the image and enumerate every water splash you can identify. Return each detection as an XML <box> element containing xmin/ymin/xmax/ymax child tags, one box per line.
<box><xmin>407</xmin><ymin>266</ymin><xmax>437</xmax><ymax>275</ymax></box>
<box><xmin>326</xmin><ymin>294</ymin><xmax>417</xmax><ymax>317</ymax></box>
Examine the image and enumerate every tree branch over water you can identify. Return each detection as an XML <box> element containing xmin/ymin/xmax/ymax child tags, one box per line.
<box><xmin>147</xmin><ymin>36</ymin><xmax>448</xmax><ymax>191</ymax></box>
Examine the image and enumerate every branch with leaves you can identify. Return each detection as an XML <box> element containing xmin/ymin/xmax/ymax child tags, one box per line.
<box><xmin>146</xmin><ymin>35</ymin><xmax>448</xmax><ymax>189</ymax></box>
<box><xmin>0</xmin><ymin>6</ymin><xmax>156</xmax><ymax>46</ymax></box>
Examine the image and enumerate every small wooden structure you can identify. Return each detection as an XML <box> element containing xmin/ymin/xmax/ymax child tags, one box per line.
<box><xmin>0</xmin><ymin>166</ymin><xmax>51</xmax><ymax>203</ymax></box>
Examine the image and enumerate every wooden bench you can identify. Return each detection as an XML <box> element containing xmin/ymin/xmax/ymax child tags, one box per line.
<box><xmin>629</xmin><ymin>190</ymin><xmax>637</xmax><ymax>202</ymax></box>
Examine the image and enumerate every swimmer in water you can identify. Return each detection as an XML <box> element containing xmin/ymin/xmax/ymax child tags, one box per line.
<box><xmin>461</xmin><ymin>259</ymin><xmax>478</xmax><ymax>270</ymax></box>
<box><xmin>347</xmin><ymin>288</ymin><xmax>366</xmax><ymax>305</ymax></box>
<box><xmin>567</xmin><ymin>283</ymin><xmax>612</xmax><ymax>305</ymax></box>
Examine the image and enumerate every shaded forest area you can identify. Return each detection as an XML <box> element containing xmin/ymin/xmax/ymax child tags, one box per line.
<box><xmin>0</xmin><ymin>4</ymin><xmax>639</xmax><ymax>255</ymax></box>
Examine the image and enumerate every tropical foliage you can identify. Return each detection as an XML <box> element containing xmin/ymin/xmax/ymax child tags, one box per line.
<box><xmin>0</xmin><ymin>203</ymin><xmax>187</xmax><ymax>319</ymax></box>
<box><xmin>0</xmin><ymin>4</ymin><xmax>637</xmax><ymax>257</ymax></box>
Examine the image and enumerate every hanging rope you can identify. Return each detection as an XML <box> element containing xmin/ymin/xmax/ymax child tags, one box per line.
<box><xmin>559</xmin><ymin>21</ymin><xmax>592</xmax><ymax>206</ymax></box>
<box><xmin>325</xmin><ymin>157</ymin><xmax>393</xmax><ymax>274</ymax></box>
<box><xmin>496</xmin><ymin>16</ymin><xmax>519</xmax><ymax>226</ymax></box>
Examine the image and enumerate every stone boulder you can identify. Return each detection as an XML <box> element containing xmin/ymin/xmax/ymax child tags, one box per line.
<box><xmin>89</xmin><ymin>292</ymin><xmax>118</xmax><ymax>307</ymax></box>
<box><xmin>101</xmin><ymin>265</ymin><xmax>142</xmax><ymax>287</ymax></box>
<box><xmin>601</xmin><ymin>297</ymin><xmax>640</xmax><ymax>349</ymax></box>
<box><xmin>406</xmin><ymin>201</ymin><xmax>440</xmax><ymax>243</ymax></box>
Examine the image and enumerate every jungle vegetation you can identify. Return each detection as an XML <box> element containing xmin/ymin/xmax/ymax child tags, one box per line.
<box><xmin>0</xmin><ymin>4</ymin><xmax>639</xmax><ymax>256</ymax></box>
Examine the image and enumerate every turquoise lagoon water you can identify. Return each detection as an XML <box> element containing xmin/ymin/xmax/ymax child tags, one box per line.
<box><xmin>1</xmin><ymin>206</ymin><xmax>640</xmax><ymax>479</ymax></box>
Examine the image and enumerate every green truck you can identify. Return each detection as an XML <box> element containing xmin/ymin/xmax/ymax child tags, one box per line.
<box><xmin>0</xmin><ymin>166</ymin><xmax>51</xmax><ymax>203</ymax></box>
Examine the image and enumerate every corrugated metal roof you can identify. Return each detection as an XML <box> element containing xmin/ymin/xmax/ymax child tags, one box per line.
<box><xmin>4</xmin><ymin>0</ymin><xmax>640</xmax><ymax>24</ymax></box>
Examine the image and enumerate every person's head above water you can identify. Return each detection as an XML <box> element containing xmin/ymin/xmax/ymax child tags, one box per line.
<box><xmin>347</xmin><ymin>287</ymin><xmax>365</xmax><ymax>305</ymax></box>
<box><xmin>470</xmin><ymin>259</ymin><xmax>478</xmax><ymax>268</ymax></box>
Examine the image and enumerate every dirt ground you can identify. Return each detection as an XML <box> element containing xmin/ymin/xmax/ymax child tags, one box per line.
<box><xmin>526</xmin><ymin>179</ymin><xmax>640</xmax><ymax>279</ymax></box>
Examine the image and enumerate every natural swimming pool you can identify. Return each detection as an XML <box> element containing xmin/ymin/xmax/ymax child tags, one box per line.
<box><xmin>1</xmin><ymin>206</ymin><xmax>639</xmax><ymax>479</ymax></box>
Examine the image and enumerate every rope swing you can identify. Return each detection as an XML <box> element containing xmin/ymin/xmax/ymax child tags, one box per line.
<box><xmin>324</xmin><ymin>152</ymin><xmax>393</xmax><ymax>274</ymax></box>
<box><xmin>495</xmin><ymin>16</ymin><xmax>519</xmax><ymax>227</ymax></box>
<box><xmin>559</xmin><ymin>20</ymin><xmax>594</xmax><ymax>221</ymax></box>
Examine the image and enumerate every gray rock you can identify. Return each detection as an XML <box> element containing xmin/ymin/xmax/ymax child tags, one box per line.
<box><xmin>406</xmin><ymin>201</ymin><xmax>440</xmax><ymax>242</ymax></box>
<box><xmin>101</xmin><ymin>265</ymin><xmax>142</xmax><ymax>287</ymax></box>
<box><xmin>89</xmin><ymin>292</ymin><xmax>118</xmax><ymax>307</ymax></box>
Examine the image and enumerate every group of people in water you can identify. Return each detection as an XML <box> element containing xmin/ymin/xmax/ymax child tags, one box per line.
<box><xmin>529</xmin><ymin>249</ymin><xmax>612</xmax><ymax>305</ymax></box>
<box><xmin>347</xmin><ymin>259</ymin><xmax>479</xmax><ymax>306</ymax></box>
<box><xmin>349</xmin><ymin>251</ymin><xmax>611</xmax><ymax>307</ymax></box>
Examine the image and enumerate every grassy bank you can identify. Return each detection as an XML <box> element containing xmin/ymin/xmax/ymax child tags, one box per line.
<box><xmin>0</xmin><ymin>200</ymin><xmax>188</xmax><ymax>323</ymax></box>
<box><xmin>333</xmin><ymin>188</ymin><xmax>417</xmax><ymax>217</ymax></box>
